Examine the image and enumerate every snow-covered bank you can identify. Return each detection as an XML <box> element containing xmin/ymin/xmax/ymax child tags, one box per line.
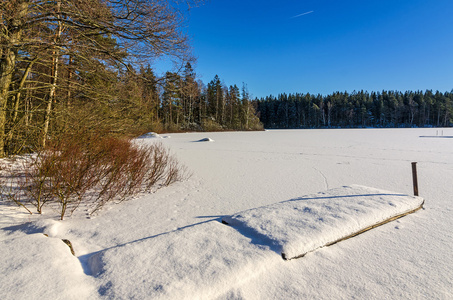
<box><xmin>1</xmin><ymin>128</ymin><xmax>452</xmax><ymax>299</ymax></box>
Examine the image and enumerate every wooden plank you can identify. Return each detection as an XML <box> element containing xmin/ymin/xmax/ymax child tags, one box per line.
<box><xmin>283</xmin><ymin>201</ymin><xmax>424</xmax><ymax>261</ymax></box>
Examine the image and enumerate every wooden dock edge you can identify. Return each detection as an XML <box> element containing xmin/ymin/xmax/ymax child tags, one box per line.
<box><xmin>282</xmin><ymin>201</ymin><xmax>425</xmax><ymax>261</ymax></box>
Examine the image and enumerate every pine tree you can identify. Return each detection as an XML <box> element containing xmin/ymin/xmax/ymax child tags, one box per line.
<box><xmin>181</xmin><ymin>62</ymin><xmax>199</xmax><ymax>127</ymax></box>
<box><xmin>162</xmin><ymin>72</ymin><xmax>182</xmax><ymax>128</ymax></box>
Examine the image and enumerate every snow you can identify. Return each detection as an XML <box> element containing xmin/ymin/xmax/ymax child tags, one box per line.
<box><xmin>137</xmin><ymin>131</ymin><xmax>170</xmax><ymax>139</ymax></box>
<box><xmin>137</xmin><ymin>131</ymin><xmax>162</xmax><ymax>139</ymax></box>
<box><xmin>222</xmin><ymin>185</ymin><xmax>424</xmax><ymax>260</ymax></box>
<box><xmin>1</xmin><ymin>128</ymin><xmax>453</xmax><ymax>299</ymax></box>
<box><xmin>89</xmin><ymin>221</ymin><xmax>277</xmax><ymax>299</ymax></box>
<box><xmin>0</xmin><ymin>230</ymin><xmax>97</xmax><ymax>300</ymax></box>
<box><xmin>197</xmin><ymin>137</ymin><xmax>214</xmax><ymax>142</ymax></box>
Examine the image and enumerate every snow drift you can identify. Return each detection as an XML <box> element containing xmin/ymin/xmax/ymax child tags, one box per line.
<box><xmin>88</xmin><ymin>221</ymin><xmax>278</xmax><ymax>300</ymax></box>
<box><xmin>222</xmin><ymin>185</ymin><xmax>424</xmax><ymax>260</ymax></box>
<box><xmin>0</xmin><ymin>231</ymin><xmax>96</xmax><ymax>300</ymax></box>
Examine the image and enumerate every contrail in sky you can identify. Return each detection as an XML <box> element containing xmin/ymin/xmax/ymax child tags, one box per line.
<box><xmin>291</xmin><ymin>11</ymin><xmax>314</xmax><ymax>19</ymax></box>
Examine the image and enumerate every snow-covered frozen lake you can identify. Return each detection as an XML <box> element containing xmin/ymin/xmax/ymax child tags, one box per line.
<box><xmin>1</xmin><ymin>128</ymin><xmax>452</xmax><ymax>299</ymax></box>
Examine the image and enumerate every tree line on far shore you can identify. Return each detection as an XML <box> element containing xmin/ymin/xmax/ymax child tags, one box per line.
<box><xmin>129</xmin><ymin>65</ymin><xmax>263</xmax><ymax>134</ymax></box>
<box><xmin>254</xmin><ymin>90</ymin><xmax>453</xmax><ymax>129</ymax></box>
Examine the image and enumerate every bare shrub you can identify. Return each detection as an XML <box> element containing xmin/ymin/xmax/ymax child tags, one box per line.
<box><xmin>20</xmin><ymin>152</ymin><xmax>58</xmax><ymax>214</ymax></box>
<box><xmin>19</xmin><ymin>134</ymin><xmax>105</xmax><ymax>219</ymax></box>
<box><xmin>145</xmin><ymin>143</ymin><xmax>169</xmax><ymax>188</ymax></box>
<box><xmin>0</xmin><ymin>160</ymin><xmax>33</xmax><ymax>214</ymax></box>
<box><xmin>7</xmin><ymin>133</ymin><xmax>190</xmax><ymax>219</ymax></box>
<box><xmin>89</xmin><ymin>138</ymin><xmax>154</xmax><ymax>214</ymax></box>
<box><xmin>45</xmin><ymin>137</ymin><xmax>103</xmax><ymax>219</ymax></box>
<box><xmin>164</xmin><ymin>155</ymin><xmax>191</xmax><ymax>187</ymax></box>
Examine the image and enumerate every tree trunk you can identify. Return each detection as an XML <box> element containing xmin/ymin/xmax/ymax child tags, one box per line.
<box><xmin>42</xmin><ymin>1</ymin><xmax>63</xmax><ymax>148</ymax></box>
<box><xmin>0</xmin><ymin>1</ymin><xmax>28</xmax><ymax>157</ymax></box>
<box><xmin>6</xmin><ymin>57</ymin><xmax>37</xmax><ymax>148</ymax></box>
<box><xmin>0</xmin><ymin>50</ymin><xmax>15</xmax><ymax>157</ymax></box>
<box><xmin>42</xmin><ymin>52</ymin><xmax>60</xmax><ymax>148</ymax></box>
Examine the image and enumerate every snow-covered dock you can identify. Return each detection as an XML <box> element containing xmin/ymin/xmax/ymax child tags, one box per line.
<box><xmin>222</xmin><ymin>185</ymin><xmax>424</xmax><ymax>260</ymax></box>
<box><xmin>89</xmin><ymin>185</ymin><xmax>423</xmax><ymax>299</ymax></box>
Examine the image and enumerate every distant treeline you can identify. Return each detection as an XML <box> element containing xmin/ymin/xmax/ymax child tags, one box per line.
<box><xmin>255</xmin><ymin>90</ymin><xmax>453</xmax><ymax>129</ymax></box>
<box><xmin>153</xmin><ymin>69</ymin><xmax>263</xmax><ymax>133</ymax></box>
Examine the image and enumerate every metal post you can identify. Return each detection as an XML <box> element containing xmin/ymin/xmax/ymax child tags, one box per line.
<box><xmin>411</xmin><ymin>162</ymin><xmax>419</xmax><ymax>196</ymax></box>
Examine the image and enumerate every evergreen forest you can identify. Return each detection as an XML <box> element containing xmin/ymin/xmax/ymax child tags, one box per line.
<box><xmin>255</xmin><ymin>90</ymin><xmax>453</xmax><ymax>129</ymax></box>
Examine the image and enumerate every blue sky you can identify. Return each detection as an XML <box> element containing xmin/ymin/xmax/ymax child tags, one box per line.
<box><xmin>173</xmin><ymin>0</ymin><xmax>453</xmax><ymax>98</ymax></box>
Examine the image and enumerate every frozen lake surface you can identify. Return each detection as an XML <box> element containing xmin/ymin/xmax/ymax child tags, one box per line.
<box><xmin>1</xmin><ymin>128</ymin><xmax>452</xmax><ymax>299</ymax></box>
